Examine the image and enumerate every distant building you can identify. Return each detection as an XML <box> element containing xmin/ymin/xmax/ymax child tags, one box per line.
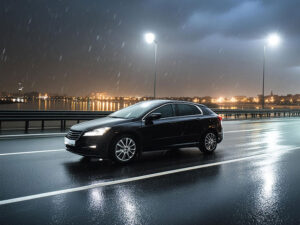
<box><xmin>38</xmin><ymin>93</ymin><xmax>49</xmax><ymax>100</ymax></box>
<box><xmin>89</xmin><ymin>92</ymin><xmax>109</xmax><ymax>100</ymax></box>
<box><xmin>24</xmin><ymin>91</ymin><xmax>39</xmax><ymax>99</ymax></box>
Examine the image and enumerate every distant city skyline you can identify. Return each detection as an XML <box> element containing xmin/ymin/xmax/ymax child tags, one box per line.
<box><xmin>1</xmin><ymin>1</ymin><xmax>300</xmax><ymax>97</ymax></box>
<box><xmin>2</xmin><ymin>89</ymin><xmax>300</xmax><ymax>101</ymax></box>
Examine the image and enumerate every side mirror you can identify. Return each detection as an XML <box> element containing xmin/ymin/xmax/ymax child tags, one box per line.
<box><xmin>146</xmin><ymin>113</ymin><xmax>162</xmax><ymax>122</ymax></box>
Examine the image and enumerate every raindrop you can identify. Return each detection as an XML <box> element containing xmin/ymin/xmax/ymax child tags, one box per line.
<box><xmin>121</xmin><ymin>42</ymin><xmax>125</xmax><ymax>48</ymax></box>
<box><xmin>88</xmin><ymin>45</ymin><xmax>92</xmax><ymax>52</ymax></box>
<box><xmin>28</xmin><ymin>18</ymin><xmax>32</xmax><ymax>24</ymax></box>
<box><xmin>59</xmin><ymin>55</ymin><xmax>63</xmax><ymax>61</ymax></box>
<box><xmin>117</xmin><ymin>72</ymin><xmax>121</xmax><ymax>77</ymax></box>
<box><xmin>2</xmin><ymin>48</ymin><xmax>5</xmax><ymax>54</ymax></box>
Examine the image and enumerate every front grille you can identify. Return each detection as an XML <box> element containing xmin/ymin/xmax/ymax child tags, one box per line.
<box><xmin>66</xmin><ymin>130</ymin><xmax>82</xmax><ymax>140</ymax></box>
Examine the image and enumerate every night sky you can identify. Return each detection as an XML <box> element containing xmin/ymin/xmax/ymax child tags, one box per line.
<box><xmin>0</xmin><ymin>0</ymin><xmax>300</xmax><ymax>97</ymax></box>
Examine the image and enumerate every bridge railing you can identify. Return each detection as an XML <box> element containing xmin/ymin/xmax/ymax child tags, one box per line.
<box><xmin>0</xmin><ymin>111</ymin><xmax>112</xmax><ymax>131</ymax></box>
<box><xmin>213</xmin><ymin>109</ymin><xmax>300</xmax><ymax>120</ymax></box>
<box><xmin>0</xmin><ymin>109</ymin><xmax>300</xmax><ymax>131</ymax></box>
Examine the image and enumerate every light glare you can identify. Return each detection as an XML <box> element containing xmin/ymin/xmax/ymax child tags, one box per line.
<box><xmin>267</xmin><ymin>33</ymin><xmax>281</xmax><ymax>47</ymax></box>
<box><xmin>83</xmin><ymin>127</ymin><xmax>110</xmax><ymax>136</ymax></box>
<box><xmin>145</xmin><ymin>33</ymin><xmax>155</xmax><ymax>44</ymax></box>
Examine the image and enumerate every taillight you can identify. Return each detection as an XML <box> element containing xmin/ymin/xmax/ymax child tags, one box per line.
<box><xmin>218</xmin><ymin>115</ymin><xmax>223</xmax><ymax>121</ymax></box>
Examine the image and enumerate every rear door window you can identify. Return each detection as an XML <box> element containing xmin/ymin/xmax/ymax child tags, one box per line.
<box><xmin>201</xmin><ymin>106</ymin><xmax>216</xmax><ymax>115</ymax></box>
<box><xmin>176</xmin><ymin>104</ymin><xmax>201</xmax><ymax>116</ymax></box>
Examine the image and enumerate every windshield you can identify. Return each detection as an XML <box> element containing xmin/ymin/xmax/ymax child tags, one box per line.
<box><xmin>109</xmin><ymin>101</ymin><xmax>156</xmax><ymax>119</ymax></box>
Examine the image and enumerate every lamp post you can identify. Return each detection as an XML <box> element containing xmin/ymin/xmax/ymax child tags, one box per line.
<box><xmin>144</xmin><ymin>33</ymin><xmax>158</xmax><ymax>98</ymax></box>
<box><xmin>262</xmin><ymin>33</ymin><xmax>281</xmax><ymax>109</ymax></box>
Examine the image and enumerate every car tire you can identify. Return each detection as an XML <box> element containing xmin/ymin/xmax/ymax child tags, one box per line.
<box><xmin>199</xmin><ymin>131</ymin><xmax>217</xmax><ymax>154</ymax></box>
<box><xmin>110</xmin><ymin>135</ymin><xmax>138</xmax><ymax>164</ymax></box>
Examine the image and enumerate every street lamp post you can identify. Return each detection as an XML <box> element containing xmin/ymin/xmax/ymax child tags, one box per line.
<box><xmin>145</xmin><ymin>33</ymin><xmax>158</xmax><ymax>98</ymax></box>
<box><xmin>262</xmin><ymin>45</ymin><xmax>266</xmax><ymax>109</ymax></box>
<box><xmin>261</xmin><ymin>33</ymin><xmax>281</xmax><ymax>109</ymax></box>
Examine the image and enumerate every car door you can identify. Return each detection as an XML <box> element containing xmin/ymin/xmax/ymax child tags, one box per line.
<box><xmin>140</xmin><ymin>104</ymin><xmax>178</xmax><ymax>151</ymax></box>
<box><xmin>174</xmin><ymin>103</ymin><xmax>204</xmax><ymax>144</ymax></box>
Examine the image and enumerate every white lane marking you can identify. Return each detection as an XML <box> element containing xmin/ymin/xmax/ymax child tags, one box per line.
<box><xmin>0</xmin><ymin>128</ymin><xmax>285</xmax><ymax>156</ymax></box>
<box><xmin>0</xmin><ymin>126</ymin><xmax>288</xmax><ymax>156</ymax></box>
<box><xmin>0</xmin><ymin>133</ymin><xmax>66</xmax><ymax>138</ymax></box>
<box><xmin>2</xmin><ymin>130</ymin><xmax>253</xmax><ymax>137</ymax></box>
<box><xmin>0</xmin><ymin>128</ymin><xmax>261</xmax><ymax>156</ymax></box>
<box><xmin>0</xmin><ymin>146</ymin><xmax>299</xmax><ymax>206</ymax></box>
<box><xmin>0</xmin><ymin>149</ymin><xmax>65</xmax><ymax>156</ymax></box>
<box><xmin>224</xmin><ymin>128</ymin><xmax>265</xmax><ymax>133</ymax></box>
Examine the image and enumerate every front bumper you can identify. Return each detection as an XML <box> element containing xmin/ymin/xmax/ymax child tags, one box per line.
<box><xmin>65</xmin><ymin>135</ymin><xmax>111</xmax><ymax>158</ymax></box>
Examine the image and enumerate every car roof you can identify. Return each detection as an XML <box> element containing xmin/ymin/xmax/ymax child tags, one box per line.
<box><xmin>141</xmin><ymin>99</ymin><xmax>206</xmax><ymax>107</ymax></box>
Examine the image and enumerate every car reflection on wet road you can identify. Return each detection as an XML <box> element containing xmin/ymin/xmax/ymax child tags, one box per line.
<box><xmin>1</xmin><ymin>118</ymin><xmax>300</xmax><ymax>225</ymax></box>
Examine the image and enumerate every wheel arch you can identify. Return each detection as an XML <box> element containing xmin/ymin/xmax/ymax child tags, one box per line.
<box><xmin>202</xmin><ymin>128</ymin><xmax>218</xmax><ymax>139</ymax></box>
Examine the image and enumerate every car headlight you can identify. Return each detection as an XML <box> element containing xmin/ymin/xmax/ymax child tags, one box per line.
<box><xmin>83</xmin><ymin>127</ymin><xmax>111</xmax><ymax>136</ymax></box>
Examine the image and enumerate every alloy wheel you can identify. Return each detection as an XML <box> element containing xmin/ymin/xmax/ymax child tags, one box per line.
<box><xmin>115</xmin><ymin>137</ymin><xmax>136</xmax><ymax>162</ymax></box>
<box><xmin>204</xmin><ymin>133</ymin><xmax>217</xmax><ymax>151</ymax></box>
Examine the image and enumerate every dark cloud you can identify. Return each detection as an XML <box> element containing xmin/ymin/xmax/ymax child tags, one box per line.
<box><xmin>0</xmin><ymin>0</ymin><xmax>300</xmax><ymax>97</ymax></box>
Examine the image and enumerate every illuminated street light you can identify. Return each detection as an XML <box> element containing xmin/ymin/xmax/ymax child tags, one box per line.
<box><xmin>145</xmin><ymin>33</ymin><xmax>156</xmax><ymax>44</ymax></box>
<box><xmin>144</xmin><ymin>32</ymin><xmax>158</xmax><ymax>98</ymax></box>
<box><xmin>261</xmin><ymin>33</ymin><xmax>281</xmax><ymax>109</ymax></box>
<box><xmin>267</xmin><ymin>33</ymin><xmax>281</xmax><ymax>47</ymax></box>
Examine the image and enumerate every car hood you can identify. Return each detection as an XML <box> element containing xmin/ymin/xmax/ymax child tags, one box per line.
<box><xmin>70</xmin><ymin>117</ymin><xmax>131</xmax><ymax>131</ymax></box>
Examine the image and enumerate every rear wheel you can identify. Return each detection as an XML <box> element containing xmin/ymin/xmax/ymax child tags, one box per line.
<box><xmin>199</xmin><ymin>132</ymin><xmax>217</xmax><ymax>154</ymax></box>
<box><xmin>111</xmin><ymin>135</ymin><xmax>138</xmax><ymax>163</ymax></box>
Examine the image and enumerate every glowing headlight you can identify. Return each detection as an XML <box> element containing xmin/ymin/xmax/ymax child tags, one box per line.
<box><xmin>83</xmin><ymin>127</ymin><xmax>110</xmax><ymax>136</ymax></box>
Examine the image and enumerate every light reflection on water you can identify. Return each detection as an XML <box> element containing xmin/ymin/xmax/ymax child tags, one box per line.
<box><xmin>0</xmin><ymin>100</ymin><xmax>135</xmax><ymax>111</ymax></box>
<box><xmin>88</xmin><ymin>188</ymin><xmax>104</xmax><ymax>212</ymax></box>
<box><xmin>253</xmin><ymin>156</ymin><xmax>280</xmax><ymax>222</ymax></box>
<box><xmin>116</xmin><ymin>187</ymin><xmax>141</xmax><ymax>225</ymax></box>
<box><xmin>251</xmin><ymin>125</ymin><xmax>296</xmax><ymax>221</ymax></box>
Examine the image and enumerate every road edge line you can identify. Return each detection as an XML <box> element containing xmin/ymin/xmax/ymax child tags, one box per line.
<box><xmin>1</xmin><ymin>146</ymin><xmax>299</xmax><ymax>206</ymax></box>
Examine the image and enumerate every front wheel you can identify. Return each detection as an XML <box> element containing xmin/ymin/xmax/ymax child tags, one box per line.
<box><xmin>199</xmin><ymin>132</ymin><xmax>217</xmax><ymax>154</ymax></box>
<box><xmin>111</xmin><ymin>135</ymin><xmax>138</xmax><ymax>164</ymax></box>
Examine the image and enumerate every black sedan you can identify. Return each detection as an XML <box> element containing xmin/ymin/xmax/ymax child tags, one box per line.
<box><xmin>65</xmin><ymin>100</ymin><xmax>223</xmax><ymax>163</ymax></box>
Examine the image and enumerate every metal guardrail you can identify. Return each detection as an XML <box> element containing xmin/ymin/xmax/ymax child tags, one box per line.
<box><xmin>213</xmin><ymin>109</ymin><xmax>300</xmax><ymax>119</ymax></box>
<box><xmin>0</xmin><ymin>109</ymin><xmax>300</xmax><ymax>131</ymax></box>
<box><xmin>0</xmin><ymin>111</ymin><xmax>112</xmax><ymax>131</ymax></box>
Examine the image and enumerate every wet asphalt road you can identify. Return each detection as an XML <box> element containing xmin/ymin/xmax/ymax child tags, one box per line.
<box><xmin>1</xmin><ymin>118</ymin><xmax>300</xmax><ymax>225</ymax></box>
